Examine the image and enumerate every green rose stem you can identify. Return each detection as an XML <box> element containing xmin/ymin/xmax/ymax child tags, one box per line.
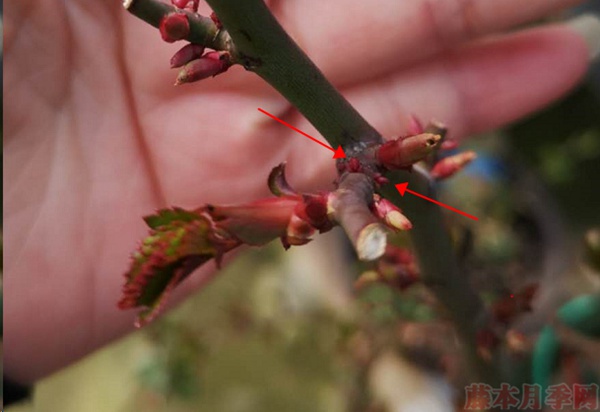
<box><xmin>124</xmin><ymin>0</ymin><xmax>492</xmax><ymax>382</ymax></box>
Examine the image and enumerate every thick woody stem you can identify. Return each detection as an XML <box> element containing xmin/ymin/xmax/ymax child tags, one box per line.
<box><xmin>380</xmin><ymin>166</ymin><xmax>492</xmax><ymax>381</ymax></box>
<box><xmin>124</xmin><ymin>0</ymin><xmax>233</xmax><ymax>51</ymax></box>
<box><xmin>329</xmin><ymin>173</ymin><xmax>387</xmax><ymax>261</ymax></box>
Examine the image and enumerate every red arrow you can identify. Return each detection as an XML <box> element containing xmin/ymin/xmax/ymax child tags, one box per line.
<box><xmin>395</xmin><ymin>182</ymin><xmax>479</xmax><ymax>221</ymax></box>
<box><xmin>258</xmin><ymin>108</ymin><xmax>346</xmax><ymax>159</ymax></box>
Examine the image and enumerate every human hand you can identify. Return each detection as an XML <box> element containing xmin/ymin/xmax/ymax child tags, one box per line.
<box><xmin>4</xmin><ymin>0</ymin><xmax>594</xmax><ymax>383</ymax></box>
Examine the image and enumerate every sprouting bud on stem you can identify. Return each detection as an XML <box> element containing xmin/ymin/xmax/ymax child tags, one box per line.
<box><xmin>171</xmin><ymin>0</ymin><xmax>199</xmax><ymax>12</ymax></box>
<box><xmin>170</xmin><ymin>44</ymin><xmax>205</xmax><ymax>68</ymax></box>
<box><xmin>372</xmin><ymin>195</ymin><xmax>412</xmax><ymax>231</ymax></box>
<box><xmin>376</xmin><ymin>133</ymin><xmax>441</xmax><ymax>170</ymax></box>
<box><xmin>210</xmin><ymin>11</ymin><xmax>223</xmax><ymax>29</ymax></box>
<box><xmin>171</xmin><ymin>0</ymin><xmax>189</xmax><ymax>8</ymax></box>
<box><xmin>175</xmin><ymin>51</ymin><xmax>232</xmax><ymax>85</ymax></box>
<box><xmin>430</xmin><ymin>151</ymin><xmax>476</xmax><ymax>180</ymax></box>
<box><xmin>159</xmin><ymin>12</ymin><xmax>190</xmax><ymax>43</ymax></box>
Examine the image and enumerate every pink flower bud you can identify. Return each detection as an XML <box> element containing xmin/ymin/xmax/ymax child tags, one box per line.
<box><xmin>430</xmin><ymin>151</ymin><xmax>476</xmax><ymax>180</ymax></box>
<box><xmin>376</xmin><ymin>133</ymin><xmax>441</xmax><ymax>170</ymax></box>
<box><xmin>170</xmin><ymin>44</ymin><xmax>206</xmax><ymax>68</ymax></box>
<box><xmin>347</xmin><ymin>157</ymin><xmax>362</xmax><ymax>173</ymax></box>
<box><xmin>175</xmin><ymin>51</ymin><xmax>231</xmax><ymax>85</ymax></box>
<box><xmin>373</xmin><ymin>173</ymin><xmax>389</xmax><ymax>186</ymax></box>
<box><xmin>372</xmin><ymin>195</ymin><xmax>412</xmax><ymax>231</ymax></box>
<box><xmin>171</xmin><ymin>0</ymin><xmax>189</xmax><ymax>8</ymax></box>
<box><xmin>159</xmin><ymin>12</ymin><xmax>190</xmax><ymax>43</ymax></box>
<box><xmin>171</xmin><ymin>0</ymin><xmax>199</xmax><ymax>12</ymax></box>
<box><xmin>210</xmin><ymin>11</ymin><xmax>223</xmax><ymax>29</ymax></box>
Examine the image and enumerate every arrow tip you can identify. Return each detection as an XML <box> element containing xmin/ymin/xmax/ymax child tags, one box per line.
<box><xmin>332</xmin><ymin>146</ymin><xmax>346</xmax><ymax>159</ymax></box>
<box><xmin>395</xmin><ymin>182</ymin><xmax>408</xmax><ymax>196</ymax></box>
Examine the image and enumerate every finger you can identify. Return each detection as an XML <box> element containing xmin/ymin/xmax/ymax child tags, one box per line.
<box><xmin>274</xmin><ymin>0</ymin><xmax>585</xmax><ymax>85</ymax></box>
<box><xmin>280</xmin><ymin>23</ymin><xmax>590</xmax><ymax>176</ymax></box>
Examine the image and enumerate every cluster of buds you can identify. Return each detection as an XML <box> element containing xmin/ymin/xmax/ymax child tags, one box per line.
<box><xmin>157</xmin><ymin>2</ymin><xmax>232</xmax><ymax>85</ymax></box>
<box><xmin>173</xmin><ymin>50</ymin><xmax>231</xmax><ymax>85</ymax></box>
<box><xmin>355</xmin><ymin>245</ymin><xmax>420</xmax><ymax>292</ymax></box>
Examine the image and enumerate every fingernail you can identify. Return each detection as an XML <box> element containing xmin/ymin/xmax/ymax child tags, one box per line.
<box><xmin>565</xmin><ymin>14</ymin><xmax>600</xmax><ymax>62</ymax></box>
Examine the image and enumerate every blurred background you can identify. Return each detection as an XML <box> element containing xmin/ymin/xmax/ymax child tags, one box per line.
<box><xmin>3</xmin><ymin>3</ymin><xmax>600</xmax><ymax>412</ymax></box>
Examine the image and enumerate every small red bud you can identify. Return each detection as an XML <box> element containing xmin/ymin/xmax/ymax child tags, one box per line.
<box><xmin>210</xmin><ymin>11</ymin><xmax>223</xmax><ymax>29</ymax></box>
<box><xmin>170</xmin><ymin>44</ymin><xmax>205</xmax><ymax>68</ymax></box>
<box><xmin>430</xmin><ymin>151</ymin><xmax>476</xmax><ymax>180</ymax></box>
<box><xmin>347</xmin><ymin>157</ymin><xmax>362</xmax><ymax>173</ymax></box>
<box><xmin>171</xmin><ymin>0</ymin><xmax>199</xmax><ymax>12</ymax></box>
<box><xmin>373</xmin><ymin>173</ymin><xmax>389</xmax><ymax>186</ymax></box>
<box><xmin>372</xmin><ymin>195</ymin><xmax>412</xmax><ymax>231</ymax></box>
<box><xmin>175</xmin><ymin>51</ymin><xmax>231</xmax><ymax>85</ymax></box>
<box><xmin>159</xmin><ymin>12</ymin><xmax>190</xmax><ymax>43</ymax></box>
<box><xmin>171</xmin><ymin>0</ymin><xmax>189</xmax><ymax>8</ymax></box>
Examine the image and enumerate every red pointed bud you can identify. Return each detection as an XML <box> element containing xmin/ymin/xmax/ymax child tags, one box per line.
<box><xmin>210</xmin><ymin>11</ymin><xmax>223</xmax><ymax>29</ymax></box>
<box><xmin>347</xmin><ymin>158</ymin><xmax>363</xmax><ymax>173</ymax></box>
<box><xmin>170</xmin><ymin>43</ymin><xmax>205</xmax><ymax>68</ymax></box>
<box><xmin>171</xmin><ymin>0</ymin><xmax>199</xmax><ymax>12</ymax></box>
<box><xmin>171</xmin><ymin>0</ymin><xmax>189</xmax><ymax>8</ymax></box>
<box><xmin>376</xmin><ymin>133</ymin><xmax>441</xmax><ymax>170</ymax></box>
<box><xmin>430</xmin><ymin>151</ymin><xmax>476</xmax><ymax>180</ymax></box>
<box><xmin>159</xmin><ymin>12</ymin><xmax>190</xmax><ymax>43</ymax></box>
<box><xmin>372</xmin><ymin>195</ymin><xmax>412</xmax><ymax>231</ymax></box>
<box><xmin>175</xmin><ymin>51</ymin><xmax>231</xmax><ymax>85</ymax></box>
<box><xmin>373</xmin><ymin>173</ymin><xmax>389</xmax><ymax>186</ymax></box>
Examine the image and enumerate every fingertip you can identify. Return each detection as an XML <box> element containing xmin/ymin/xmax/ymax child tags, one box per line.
<box><xmin>451</xmin><ymin>24</ymin><xmax>590</xmax><ymax>134</ymax></box>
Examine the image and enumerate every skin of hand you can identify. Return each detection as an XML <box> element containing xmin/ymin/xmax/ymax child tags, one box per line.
<box><xmin>3</xmin><ymin>0</ymin><xmax>592</xmax><ymax>383</ymax></box>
